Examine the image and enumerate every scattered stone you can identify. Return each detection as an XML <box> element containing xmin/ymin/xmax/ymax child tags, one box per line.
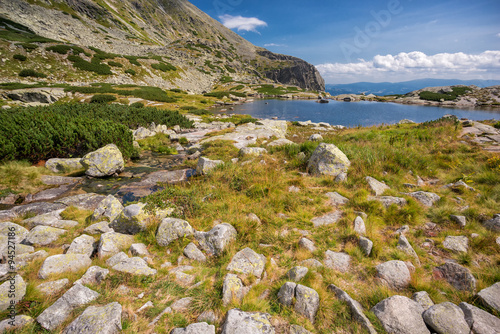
<box><xmin>55</xmin><ymin>193</ymin><xmax>106</xmax><ymax>211</ymax></box>
<box><xmin>335</xmin><ymin>172</ymin><xmax>348</xmax><ymax>182</ymax></box>
<box><xmin>477</xmin><ymin>282</ymin><xmax>500</xmax><ymax>312</ymax></box>
<box><xmin>0</xmin><ymin>315</ymin><xmax>34</xmax><ymax>333</ymax></box>
<box><xmin>397</xmin><ymin>235</ymin><xmax>420</xmax><ymax>264</ymax></box>
<box><xmin>433</xmin><ymin>262</ymin><xmax>476</xmax><ymax>291</ymax></box>
<box><xmin>459</xmin><ymin>301</ymin><xmax>500</xmax><ymax>334</ymax></box>
<box><xmin>112</xmin><ymin>257</ymin><xmax>157</xmax><ymax>276</ymax></box>
<box><xmin>221</xmin><ymin>309</ymin><xmax>274</xmax><ymax>334</ymax></box>
<box><xmin>22</xmin><ymin>225</ymin><xmax>66</xmax><ymax>246</ymax></box>
<box><xmin>359</xmin><ymin>237</ymin><xmax>373</xmax><ymax>256</ymax></box>
<box><xmin>106</xmin><ymin>251</ymin><xmax>129</xmax><ymax>267</ymax></box>
<box><xmin>91</xmin><ymin>195</ymin><xmax>123</xmax><ymax>222</ymax></box>
<box><xmin>183</xmin><ymin>242</ymin><xmax>207</xmax><ymax>262</ymax></box>
<box><xmin>247</xmin><ymin>213</ymin><xmax>262</xmax><ymax>224</ymax></box>
<box><xmin>328</xmin><ymin>284</ymin><xmax>377</xmax><ymax>334</ymax></box>
<box><xmin>227</xmin><ymin>247</ymin><xmax>266</xmax><ymax>278</ymax></box>
<box><xmin>366</xmin><ymin>176</ymin><xmax>390</xmax><ymax>195</ymax></box>
<box><xmin>396</xmin><ymin>225</ymin><xmax>410</xmax><ymax>235</ymax></box>
<box><xmin>353</xmin><ymin>216</ymin><xmax>366</xmax><ymax>235</ymax></box>
<box><xmin>239</xmin><ymin>147</ymin><xmax>268</xmax><ymax>157</ymax></box>
<box><xmin>267</xmin><ymin>138</ymin><xmax>295</xmax><ymax>147</ymax></box>
<box><xmin>37</xmin><ymin>284</ymin><xmax>99</xmax><ymax>331</ymax></box>
<box><xmin>406</xmin><ymin>191</ymin><xmax>441</xmax><ymax>207</ymax></box>
<box><xmin>110</xmin><ymin>203</ymin><xmax>150</xmax><ymax>235</ymax></box>
<box><xmin>298</xmin><ymin>237</ymin><xmax>316</xmax><ymax>252</ymax></box>
<box><xmin>0</xmin><ymin>221</ymin><xmax>28</xmax><ymax>243</ymax></box>
<box><xmin>300</xmin><ymin>259</ymin><xmax>323</xmax><ymax>268</ymax></box>
<box><xmin>171</xmin><ymin>322</ymin><xmax>215</xmax><ymax>334</ymax></box>
<box><xmin>97</xmin><ymin>231</ymin><xmax>134</xmax><ymax>258</ymax></box>
<box><xmin>10</xmin><ymin>202</ymin><xmax>66</xmax><ymax>218</ymax></box>
<box><xmin>172</xmin><ymin>271</ymin><xmax>195</xmax><ymax>286</ymax></box>
<box><xmin>450</xmin><ymin>215</ymin><xmax>467</xmax><ymax>227</ymax></box>
<box><xmin>45</xmin><ymin>158</ymin><xmax>84</xmax><ymax>173</ymax></box>
<box><xmin>412</xmin><ymin>291</ymin><xmax>434</xmax><ymax>310</ymax></box>
<box><xmin>324</xmin><ymin>250</ymin><xmax>351</xmax><ymax>272</ymax></box>
<box><xmin>66</xmin><ymin>234</ymin><xmax>96</xmax><ymax>257</ymax></box>
<box><xmin>311</xmin><ymin>211</ymin><xmax>342</xmax><ymax>227</ymax></box>
<box><xmin>371</xmin><ymin>295</ymin><xmax>430</xmax><ymax>334</ymax></box>
<box><xmin>81</xmin><ymin>144</ymin><xmax>125</xmax><ymax>177</ymax></box>
<box><xmin>423</xmin><ymin>302</ymin><xmax>470</xmax><ymax>334</ymax></box>
<box><xmin>368</xmin><ymin>196</ymin><xmax>407</xmax><ymax>208</ymax></box>
<box><xmin>36</xmin><ymin>278</ymin><xmax>69</xmax><ymax>296</ymax></box>
<box><xmin>482</xmin><ymin>214</ymin><xmax>500</xmax><ymax>232</ymax></box>
<box><xmin>196</xmin><ymin>157</ymin><xmax>224</xmax><ymax>175</ymax></box>
<box><xmin>74</xmin><ymin>266</ymin><xmax>109</xmax><ymax>285</ymax></box>
<box><xmin>443</xmin><ymin>236</ymin><xmax>469</xmax><ymax>253</ymax></box>
<box><xmin>171</xmin><ymin>297</ymin><xmax>193</xmax><ymax>312</ymax></box>
<box><xmin>307</xmin><ymin>143</ymin><xmax>350</xmax><ymax>177</ymax></box>
<box><xmin>115</xmin><ymin>284</ymin><xmax>130</xmax><ymax>295</ymax></box>
<box><xmin>309</xmin><ymin>134</ymin><xmax>323</xmax><ymax>141</ymax></box>
<box><xmin>11</xmin><ymin>249</ymin><xmax>47</xmax><ymax>268</ymax></box>
<box><xmin>129</xmin><ymin>243</ymin><xmax>149</xmax><ymax>257</ymax></box>
<box><xmin>326</xmin><ymin>192</ymin><xmax>349</xmax><ymax>207</ymax></box>
<box><xmin>277</xmin><ymin>282</ymin><xmax>297</xmax><ymax>307</ymax></box>
<box><xmin>38</xmin><ymin>254</ymin><xmax>92</xmax><ymax>279</ymax></box>
<box><xmin>376</xmin><ymin>260</ymin><xmax>411</xmax><ymax>289</ymax></box>
<box><xmin>294</xmin><ymin>284</ymin><xmax>320</xmax><ymax>323</ymax></box>
<box><xmin>289</xmin><ymin>325</ymin><xmax>312</xmax><ymax>334</ymax></box>
<box><xmin>0</xmin><ymin>275</ymin><xmax>26</xmax><ymax>311</ymax></box>
<box><xmin>222</xmin><ymin>274</ymin><xmax>248</xmax><ymax>306</ymax></box>
<box><xmin>286</xmin><ymin>266</ymin><xmax>309</xmax><ymax>282</ymax></box>
<box><xmin>137</xmin><ymin>301</ymin><xmax>153</xmax><ymax>313</ymax></box>
<box><xmin>288</xmin><ymin>185</ymin><xmax>300</xmax><ymax>193</ymax></box>
<box><xmin>195</xmin><ymin>223</ymin><xmax>237</xmax><ymax>256</ymax></box>
<box><xmin>83</xmin><ymin>221</ymin><xmax>113</xmax><ymax>235</ymax></box>
<box><xmin>40</xmin><ymin>175</ymin><xmax>81</xmax><ymax>186</ymax></box>
<box><xmin>62</xmin><ymin>302</ymin><xmax>122</xmax><ymax>334</ymax></box>
<box><xmin>197</xmin><ymin>310</ymin><xmax>218</xmax><ymax>323</ymax></box>
<box><xmin>156</xmin><ymin>218</ymin><xmax>194</xmax><ymax>246</ymax></box>
<box><xmin>22</xmin><ymin>210</ymin><xmax>77</xmax><ymax>229</ymax></box>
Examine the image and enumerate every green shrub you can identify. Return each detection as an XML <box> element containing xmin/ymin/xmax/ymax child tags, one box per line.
<box><xmin>188</xmin><ymin>109</ymin><xmax>213</xmax><ymax>116</ymax></box>
<box><xmin>64</xmin><ymin>85</ymin><xmax>177</xmax><ymax>103</ymax></box>
<box><xmin>125</xmin><ymin>69</ymin><xmax>136</xmax><ymax>75</ymax></box>
<box><xmin>0</xmin><ymin>17</ymin><xmax>56</xmax><ymax>43</ymax></box>
<box><xmin>230</xmin><ymin>85</ymin><xmax>244</xmax><ymax>91</ymax></box>
<box><xmin>420</xmin><ymin>87</ymin><xmax>471</xmax><ymax>102</ymax></box>
<box><xmin>124</xmin><ymin>56</ymin><xmax>144</xmax><ymax>66</ymax></box>
<box><xmin>151</xmin><ymin>62</ymin><xmax>177</xmax><ymax>72</ymax></box>
<box><xmin>220</xmin><ymin>76</ymin><xmax>233</xmax><ymax>83</ymax></box>
<box><xmin>130</xmin><ymin>102</ymin><xmax>144</xmax><ymax>108</ymax></box>
<box><xmin>108</xmin><ymin>61</ymin><xmax>123</xmax><ymax>67</ymax></box>
<box><xmin>224</xmin><ymin>65</ymin><xmax>236</xmax><ymax>73</ymax></box>
<box><xmin>13</xmin><ymin>54</ymin><xmax>27</xmax><ymax>61</ymax></box>
<box><xmin>18</xmin><ymin>69</ymin><xmax>46</xmax><ymax>78</ymax></box>
<box><xmin>494</xmin><ymin>122</ymin><xmax>500</xmax><ymax>129</ymax></box>
<box><xmin>180</xmin><ymin>106</ymin><xmax>197</xmax><ymax>111</ymax></box>
<box><xmin>15</xmin><ymin>43</ymin><xmax>38</xmax><ymax>52</ymax></box>
<box><xmin>203</xmin><ymin>91</ymin><xmax>246</xmax><ymax>99</ymax></box>
<box><xmin>90</xmin><ymin>94</ymin><xmax>117</xmax><ymax>103</ymax></box>
<box><xmin>67</xmin><ymin>55</ymin><xmax>112</xmax><ymax>75</ymax></box>
<box><xmin>169</xmin><ymin>88</ymin><xmax>184</xmax><ymax>93</ymax></box>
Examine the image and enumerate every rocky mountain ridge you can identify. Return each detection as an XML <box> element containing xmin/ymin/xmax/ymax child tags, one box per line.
<box><xmin>0</xmin><ymin>0</ymin><xmax>325</xmax><ymax>93</ymax></box>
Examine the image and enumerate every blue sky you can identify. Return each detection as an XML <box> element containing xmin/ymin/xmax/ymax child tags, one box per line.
<box><xmin>190</xmin><ymin>0</ymin><xmax>500</xmax><ymax>83</ymax></box>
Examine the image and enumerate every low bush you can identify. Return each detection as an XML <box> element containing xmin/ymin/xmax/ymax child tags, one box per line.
<box><xmin>420</xmin><ymin>87</ymin><xmax>471</xmax><ymax>102</ymax></box>
<box><xmin>64</xmin><ymin>85</ymin><xmax>178</xmax><ymax>103</ymax></box>
<box><xmin>46</xmin><ymin>44</ymin><xmax>85</xmax><ymax>55</ymax></box>
<box><xmin>125</xmin><ymin>69</ymin><xmax>136</xmax><ymax>75</ymax></box>
<box><xmin>130</xmin><ymin>102</ymin><xmax>144</xmax><ymax>108</ymax></box>
<box><xmin>108</xmin><ymin>61</ymin><xmax>123</xmax><ymax>67</ymax></box>
<box><xmin>16</xmin><ymin>43</ymin><xmax>38</xmax><ymax>52</ymax></box>
<box><xmin>18</xmin><ymin>69</ymin><xmax>46</xmax><ymax>78</ymax></box>
<box><xmin>203</xmin><ymin>91</ymin><xmax>246</xmax><ymax>99</ymax></box>
<box><xmin>67</xmin><ymin>55</ymin><xmax>112</xmax><ymax>75</ymax></box>
<box><xmin>90</xmin><ymin>94</ymin><xmax>117</xmax><ymax>103</ymax></box>
<box><xmin>13</xmin><ymin>54</ymin><xmax>27</xmax><ymax>61</ymax></box>
<box><xmin>151</xmin><ymin>62</ymin><xmax>177</xmax><ymax>72</ymax></box>
<box><xmin>124</xmin><ymin>56</ymin><xmax>143</xmax><ymax>66</ymax></box>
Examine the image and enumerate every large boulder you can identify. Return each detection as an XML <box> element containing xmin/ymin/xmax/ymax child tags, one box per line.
<box><xmin>37</xmin><ymin>284</ymin><xmax>99</xmax><ymax>331</ymax></box>
<box><xmin>371</xmin><ymin>295</ymin><xmax>430</xmax><ymax>334</ymax></box>
<box><xmin>307</xmin><ymin>143</ymin><xmax>350</xmax><ymax>177</ymax></box>
<box><xmin>227</xmin><ymin>247</ymin><xmax>266</xmax><ymax>278</ymax></box>
<box><xmin>433</xmin><ymin>262</ymin><xmax>476</xmax><ymax>292</ymax></box>
<box><xmin>22</xmin><ymin>225</ymin><xmax>66</xmax><ymax>246</ymax></box>
<box><xmin>66</xmin><ymin>234</ymin><xmax>96</xmax><ymax>258</ymax></box>
<box><xmin>195</xmin><ymin>223</ymin><xmax>237</xmax><ymax>256</ymax></box>
<box><xmin>62</xmin><ymin>302</ymin><xmax>122</xmax><ymax>334</ymax></box>
<box><xmin>97</xmin><ymin>232</ymin><xmax>134</xmax><ymax>258</ymax></box>
<box><xmin>221</xmin><ymin>308</ymin><xmax>275</xmax><ymax>334</ymax></box>
<box><xmin>109</xmin><ymin>203</ymin><xmax>149</xmax><ymax>235</ymax></box>
<box><xmin>0</xmin><ymin>275</ymin><xmax>26</xmax><ymax>311</ymax></box>
<box><xmin>459</xmin><ymin>301</ymin><xmax>500</xmax><ymax>334</ymax></box>
<box><xmin>483</xmin><ymin>214</ymin><xmax>500</xmax><ymax>232</ymax></box>
<box><xmin>376</xmin><ymin>260</ymin><xmax>411</xmax><ymax>289</ymax></box>
<box><xmin>477</xmin><ymin>282</ymin><xmax>500</xmax><ymax>312</ymax></box>
<box><xmin>45</xmin><ymin>158</ymin><xmax>84</xmax><ymax>173</ymax></box>
<box><xmin>156</xmin><ymin>218</ymin><xmax>194</xmax><ymax>247</ymax></box>
<box><xmin>423</xmin><ymin>302</ymin><xmax>470</xmax><ymax>334</ymax></box>
<box><xmin>91</xmin><ymin>195</ymin><xmax>123</xmax><ymax>222</ymax></box>
<box><xmin>196</xmin><ymin>157</ymin><xmax>224</xmax><ymax>175</ymax></box>
<box><xmin>111</xmin><ymin>257</ymin><xmax>157</xmax><ymax>276</ymax></box>
<box><xmin>294</xmin><ymin>284</ymin><xmax>320</xmax><ymax>323</ymax></box>
<box><xmin>81</xmin><ymin>144</ymin><xmax>125</xmax><ymax>177</ymax></box>
<box><xmin>222</xmin><ymin>274</ymin><xmax>248</xmax><ymax>306</ymax></box>
<box><xmin>38</xmin><ymin>254</ymin><xmax>92</xmax><ymax>279</ymax></box>
<box><xmin>406</xmin><ymin>191</ymin><xmax>441</xmax><ymax>207</ymax></box>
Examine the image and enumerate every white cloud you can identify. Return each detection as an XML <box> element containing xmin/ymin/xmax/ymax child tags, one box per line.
<box><xmin>264</xmin><ymin>43</ymin><xmax>287</xmax><ymax>47</ymax></box>
<box><xmin>316</xmin><ymin>51</ymin><xmax>500</xmax><ymax>83</ymax></box>
<box><xmin>497</xmin><ymin>33</ymin><xmax>500</xmax><ymax>38</ymax></box>
<box><xmin>219</xmin><ymin>14</ymin><xmax>267</xmax><ymax>33</ymax></box>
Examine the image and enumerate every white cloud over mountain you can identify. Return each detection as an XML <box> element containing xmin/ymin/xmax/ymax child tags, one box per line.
<box><xmin>219</xmin><ymin>15</ymin><xmax>267</xmax><ymax>33</ymax></box>
<box><xmin>317</xmin><ymin>51</ymin><xmax>500</xmax><ymax>83</ymax></box>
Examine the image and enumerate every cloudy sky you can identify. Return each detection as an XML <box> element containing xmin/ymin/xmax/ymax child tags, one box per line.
<box><xmin>190</xmin><ymin>0</ymin><xmax>500</xmax><ymax>84</ymax></box>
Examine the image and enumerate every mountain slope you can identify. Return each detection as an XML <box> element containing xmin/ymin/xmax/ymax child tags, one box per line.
<box><xmin>0</xmin><ymin>0</ymin><xmax>324</xmax><ymax>92</ymax></box>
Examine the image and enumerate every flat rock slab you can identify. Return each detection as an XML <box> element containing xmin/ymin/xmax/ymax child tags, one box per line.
<box><xmin>75</xmin><ymin>266</ymin><xmax>110</xmax><ymax>285</ymax></box>
<box><xmin>221</xmin><ymin>308</ymin><xmax>275</xmax><ymax>334</ymax></box>
<box><xmin>459</xmin><ymin>301</ymin><xmax>500</xmax><ymax>334</ymax></box>
<box><xmin>325</xmin><ymin>192</ymin><xmax>349</xmax><ymax>206</ymax></box>
<box><xmin>56</xmin><ymin>193</ymin><xmax>106</xmax><ymax>211</ymax></box>
<box><xmin>443</xmin><ymin>236</ymin><xmax>468</xmax><ymax>253</ymax></box>
<box><xmin>477</xmin><ymin>282</ymin><xmax>500</xmax><ymax>312</ymax></box>
<box><xmin>38</xmin><ymin>254</ymin><xmax>92</xmax><ymax>279</ymax></box>
<box><xmin>227</xmin><ymin>247</ymin><xmax>266</xmax><ymax>278</ymax></box>
<box><xmin>324</xmin><ymin>250</ymin><xmax>351</xmax><ymax>273</ymax></box>
<box><xmin>62</xmin><ymin>302</ymin><xmax>122</xmax><ymax>334</ymax></box>
<box><xmin>22</xmin><ymin>225</ymin><xmax>66</xmax><ymax>246</ymax></box>
<box><xmin>171</xmin><ymin>322</ymin><xmax>215</xmax><ymax>334</ymax></box>
<box><xmin>112</xmin><ymin>257</ymin><xmax>157</xmax><ymax>276</ymax></box>
<box><xmin>0</xmin><ymin>315</ymin><xmax>34</xmax><ymax>333</ymax></box>
<box><xmin>0</xmin><ymin>274</ymin><xmax>26</xmax><ymax>312</ymax></box>
<box><xmin>11</xmin><ymin>202</ymin><xmax>67</xmax><ymax>217</ymax></box>
<box><xmin>311</xmin><ymin>211</ymin><xmax>342</xmax><ymax>227</ymax></box>
<box><xmin>368</xmin><ymin>196</ymin><xmax>407</xmax><ymax>208</ymax></box>
<box><xmin>37</xmin><ymin>278</ymin><xmax>69</xmax><ymax>296</ymax></box>
<box><xmin>371</xmin><ymin>295</ymin><xmax>430</xmax><ymax>334</ymax></box>
<box><xmin>0</xmin><ymin>221</ymin><xmax>29</xmax><ymax>243</ymax></box>
<box><xmin>40</xmin><ymin>175</ymin><xmax>82</xmax><ymax>186</ymax></box>
<box><xmin>366</xmin><ymin>176</ymin><xmax>390</xmax><ymax>196</ymax></box>
<box><xmin>405</xmin><ymin>191</ymin><xmax>440</xmax><ymax>207</ymax></box>
<box><xmin>28</xmin><ymin>185</ymin><xmax>72</xmax><ymax>202</ymax></box>
<box><xmin>37</xmin><ymin>284</ymin><xmax>99</xmax><ymax>331</ymax></box>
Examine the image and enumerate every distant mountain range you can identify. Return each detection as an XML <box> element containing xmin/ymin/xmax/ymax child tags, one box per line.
<box><xmin>325</xmin><ymin>79</ymin><xmax>500</xmax><ymax>96</ymax></box>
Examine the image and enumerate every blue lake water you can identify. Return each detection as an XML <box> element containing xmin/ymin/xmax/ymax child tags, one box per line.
<box><xmin>225</xmin><ymin>99</ymin><xmax>500</xmax><ymax>127</ymax></box>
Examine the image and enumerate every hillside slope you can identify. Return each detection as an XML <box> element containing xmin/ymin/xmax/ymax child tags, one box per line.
<box><xmin>0</xmin><ymin>0</ymin><xmax>324</xmax><ymax>93</ymax></box>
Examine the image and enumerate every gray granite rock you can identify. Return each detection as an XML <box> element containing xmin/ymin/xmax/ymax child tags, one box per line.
<box><xmin>371</xmin><ymin>295</ymin><xmax>430</xmax><ymax>334</ymax></box>
<box><xmin>81</xmin><ymin>144</ymin><xmax>124</xmax><ymax>177</ymax></box>
<box><xmin>434</xmin><ymin>262</ymin><xmax>476</xmax><ymax>292</ymax></box>
<box><xmin>443</xmin><ymin>236</ymin><xmax>469</xmax><ymax>253</ymax></box>
<box><xmin>286</xmin><ymin>266</ymin><xmax>309</xmax><ymax>282</ymax></box>
<box><xmin>0</xmin><ymin>315</ymin><xmax>33</xmax><ymax>333</ymax></box>
<box><xmin>324</xmin><ymin>250</ymin><xmax>351</xmax><ymax>273</ymax></box>
<box><xmin>239</xmin><ymin>147</ymin><xmax>268</xmax><ymax>157</ymax></box>
<box><xmin>112</xmin><ymin>257</ymin><xmax>157</xmax><ymax>276</ymax></box>
<box><xmin>450</xmin><ymin>215</ymin><xmax>467</xmax><ymax>227</ymax></box>
<box><xmin>67</xmin><ymin>234</ymin><xmax>96</xmax><ymax>257</ymax></box>
<box><xmin>74</xmin><ymin>266</ymin><xmax>109</xmax><ymax>285</ymax></box>
<box><xmin>195</xmin><ymin>223</ymin><xmax>237</xmax><ymax>256</ymax></box>
<box><xmin>38</xmin><ymin>254</ymin><xmax>92</xmax><ymax>279</ymax></box>
<box><xmin>83</xmin><ymin>221</ymin><xmax>113</xmax><ymax>235</ymax></box>
<box><xmin>411</xmin><ymin>291</ymin><xmax>434</xmax><ymax>310</ymax></box>
<box><xmin>311</xmin><ymin>211</ymin><xmax>342</xmax><ymax>227</ymax></box>
<box><xmin>227</xmin><ymin>248</ymin><xmax>266</xmax><ymax>278</ymax></box>
<box><xmin>171</xmin><ymin>297</ymin><xmax>193</xmax><ymax>312</ymax></box>
<box><xmin>196</xmin><ymin>157</ymin><xmax>224</xmax><ymax>175</ymax></box>
<box><xmin>130</xmin><ymin>243</ymin><xmax>149</xmax><ymax>257</ymax></box>
<box><xmin>171</xmin><ymin>322</ymin><xmax>215</xmax><ymax>334</ymax></box>
<box><xmin>353</xmin><ymin>216</ymin><xmax>366</xmax><ymax>235</ymax></box>
<box><xmin>289</xmin><ymin>325</ymin><xmax>313</xmax><ymax>334</ymax></box>
<box><xmin>300</xmin><ymin>259</ymin><xmax>323</xmax><ymax>268</ymax></box>
<box><xmin>221</xmin><ymin>308</ymin><xmax>274</xmax><ymax>334</ymax></box>
<box><xmin>183</xmin><ymin>242</ymin><xmax>206</xmax><ymax>262</ymax></box>
<box><xmin>483</xmin><ymin>214</ymin><xmax>500</xmax><ymax>232</ymax></box>
<box><xmin>477</xmin><ymin>282</ymin><xmax>500</xmax><ymax>312</ymax></box>
<box><xmin>156</xmin><ymin>218</ymin><xmax>194</xmax><ymax>246</ymax></box>
<box><xmin>109</xmin><ymin>203</ymin><xmax>149</xmax><ymax>235</ymax></box>
<box><xmin>366</xmin><ymin>176</ymin><xmax>390</xmax><ymax>196</ymax></box>
<box><xmin>459</xmin><ymin>301</ymin><xmax>500</xmax><ymax>334</ymax></box>
<box><xmin>37</xmin><ymin>284</ymin><xmax>99</xmax><ymax>331</ymax></box>
<box><xmin>359</xmin><ymin>237</ymin><xmax>373</xmax><ymax>256</ymax></box>
<box><xmin>406</xmin><ymin>191</ymin><xmax>441</xmax><ymax>206</ymax></box>
<box><xmin>0</xmin><ymin>275</ymin><xmax>26</xmax><ymax>312</ymax></box>
<box><xmin>294</xmin><ymin>284</ymin><xmax>320</xmax><ymax>323</ymax></box>
<box><xmin>0</xmin><ymin>221</ymin><xmax>28</xmax><ymax>244</ymax></box>
<box><xmin>397</xmin><ymin>235</ymin><xmax>420</xmax><ymax>264</ymax></box>
<box><xmin>298</xmin><ymin>237</ymin><xmax>316</xmax><ymax>252</ymax></box>
<box><xmin>37</xmin><ymin>278</ymin><xmax>69</xmax><ymax>296</ymax></box>
<box><xmin>376</xmin><ymin>260</ymin><xmax>411</xmax><ymax>289</ymax></box>
<box><xmin>62</xmin><ymin>302</ymin><xmax>121</xmax><ymax>334</ymax></box>
<box><xmin>423</xmin><ymin>302</ymin><xmax>470</xmax><ymax>334</ymax></box>
<box><xmin>91</xmin><ymin>195</ymin><xmax>123</xmax><ymax>223</ymax></box>
<box><xmin>325</xmin><ymin>192</ymin><xmax>349</xmax><ymax>206</ymax></box>
<box><xmin>307</xmin><ymin>143</ymin><xmax>350</xmax><ymax>177</ymax></box>
<box><xmin>196</xmin><ymin>310</ymin><xmax>218</xmax><ymax>324</ymax></box>
<box><xmin>97</xmin><ymin>231</ymin><xmax>134</xmax><ymax>258</ymax></box>
<box><xmin>368</xmin><ymin>196</ymin><xmax>407</xmax><ymax>207</ymax></box>
<box><xmin>55</xmin><ymin>193</ymin><xmax>106</xmax><ymax>211</ymax></box>
<box><xmin>45</xmin><ymin>158</ymin><xmax>83</xmax><ymax>173</ymax></box>
<box><xmin>222</xmin><ymin>274</ymin><xmax>248</xmax><ymax>306</ymax></box>
<box><xmin>22</xmin><ymin>225</ymin><xmax>66</xmax><ymax>246</ymax></box>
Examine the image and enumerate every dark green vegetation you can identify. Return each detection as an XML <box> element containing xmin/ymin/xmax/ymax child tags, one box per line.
<box><xmin>18</xmin><ymin>69</ymin><xmax>46</xmax><ymax>78</ymax></box>
<box><xmin>151</xmin><ymin>62</ymin><xmax>177</xmax><ymax>72</ymax></box>
<box><xmin>67</xmin><ymin>55</ymin><xmax>113</xmax><ymax>75</ymax></box>
<box><xmin>90</xmin><ymin>94</ymin><xmax>117</xmax><ymax>103</ymax></box>
<box><xmin>64</xmin><ymin>84</ymin><xmax>178</xmax><ymax>103</ymax></box>
<box><xmin>419</xmin><ymin>86</ymin><xmax>471</xmax><ymax>102</ymax></box>
<box><xmin>45</xmin><ymin>44</ymin><xmax>85</xmax><ymax>55</ymax></box>
<box><xmin>0</xmin><ymin>16</ymin><xmax>56</xmax><ymax>43</ymax></box>
<box><xmin>203</xmin><ymin>91</ymin><xmax>246</xmax><ymax>99</ymax></box>
<box><xmin>13</xmin><ymin>54</ymin><xmax>27</xmax><ymax>61</ymax></box>
<box><xmin>0</xmin><ymin>104</ymin><xmax>192</xmax><ymax>163</ymax></box>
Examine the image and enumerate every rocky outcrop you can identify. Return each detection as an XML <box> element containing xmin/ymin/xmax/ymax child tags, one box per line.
<box><xmin>307</xmin><ymin>143</ymin><xmax>350</xmax><ymax>177</ymax></box>
<box><xmin>81</xmin><ymin>144</ymin><xmax>124</xmax><ymax>177</ymax></box>
<box><xmin>371</xmin><ymin>295</ymin><xmax>430</xmax><ymax>334</ymax></box>
<box><xmin>62</xmin><ymin>302</ymin><xmax>122</xmax><ymax>334</ymax></box>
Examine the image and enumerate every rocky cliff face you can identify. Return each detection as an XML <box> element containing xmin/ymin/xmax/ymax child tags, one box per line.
<box><xmin>0</xmin><ymin>0</ymin><xmax>325</xmax><ymax>92</ymax></box>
